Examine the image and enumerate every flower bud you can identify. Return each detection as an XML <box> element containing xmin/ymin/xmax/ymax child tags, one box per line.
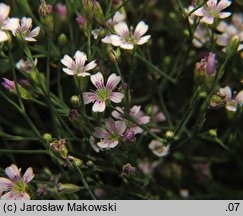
<box><xmin>70</xmin><ymin>95</ymin><xmax>81</xmax><ymax>108</ymax></box>
<box><xmin>226</xmin><ymin>35</ymin><xmax>240</xmax><ymax>58</ymax></box>
<box><xmin>55</xmin><ymin>3</ymin><xmax>68</xmax><ymax>19</ymax></box>
<box><xmin>82</xmin><ymin>0</ymin><xmax>94</xmax><ymax>22</ymax></box>
<box><xmin>58</xmin><ymin>33</ymin><xmax>68</xmax><ymax>47</ymax></box>
<box><xmin>67</xmin><ymin>156</ymin><xmax>84</xmax><ymax>167</ymax></box>
<box><xmin>208</xmin><ymin>129</ymin><xmax>217</xmax><ymax>137</ymax></box>
<box><xmin>57</xmin><ymin>183</ymin><xmax>81</xmax><ymax>193</ymax></box>
<box><xmin>93</xmin><ymin>2</ymin><xmax>105</xmax><ymax>24</ymax></box>
<box><xmin>76</xmin><ymin>15</ymin><xmax>86</xmax><ymax>26</ymax></box>
<box><xmin>165</xmin><ymin>130</ymin><xmax>174</xmax><ymax>139</ymax></box>
<box><xmin>43</xmin><ymin>133</ymin><xmax>53</xmax><ymax>142</ymax></box>
<box><xmin>122</xmin><ymin>163</ymin><xmax>136</xmax><ymax>175</ymax></box>
<box><xmin>39</xmin><ymin>0</ymin><xmax>54</xmax><ymax>36</ymax></box>
<box><xmin>109</xmin><ymin>49</ymin><xmax>121</xmax><ymax>63</ymax></box>
<box><xmin>209</xmin><ymin>95</ymin><xmax>225</xmax><ymax>109</ymax></box>
<box><xmin>50</xmin><ymin>139</ymin><xmax>68</xmax><ymax>159</ymax></box>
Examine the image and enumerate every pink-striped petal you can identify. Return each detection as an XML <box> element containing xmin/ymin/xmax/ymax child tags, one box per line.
<box><xmin>106</xmin><ymin>73</ymin><xmax>121</xmax><ymax>90</ymax></box>
<box><xmin>84</xmin><ymin>60</ymin><xmax>97</xmax><ymax>72</ymax></box>
<box><xmin>83</xmin><ymin>92</ymin><xmax>97</xmax><ymax>104</ymax></box>
<box><xmin>29</xmin><ymin>26</ymin><xmax>40</xmax><ymax>37</ymax></box>
<box><xmin>5</xmin><ymin>164</ymin><xmax>21</xmax><ymax>181</ymax></box>
<box><xmin>218</xmin><ymin>12</ymin><xmax>231</xmax><ymax>19</ymax></box>
<box><xmin>2</xmin><ymin>18</ymin><xmax>19</xmax><ymax>31</ymax></box>
<box><xmin>91</xmin><ymin>72</ymin><xmax>104</xmax><ymax>89</ymax></box>
<box><xmin>74</xmin><ymin>51</ymin><xmax>87</xmax><ymax>66</ymax></box>
<box><xmin>114</xmin><ymin>22</ymin><xmax>129</xmax><ymax>37</ymax></box>
<box><xmin>92</xmin><ymin>100</ymin><xmax>106</xmax><ymax>112</ymax></box>
<box><xmin>110</xmin><ymin>92</ymin><xmax>124</xmax><ymax>103</ymax></box>
<box><xmin>22</xmin><ymin>167</ymin><xmax>34</xmax><ymax>183</ymax></box>
<box><xmin>115</xmin><ymin>121</ymin><xmax>126</xmax><ymax>134</ymax></box>
<box><xmin>236</xmin><ymin>90</ymin><xmax>243</xmax><ymax>106</ymax></box>
<box><xmin>63</xmin><ymin>68</ymin><xmax>75</xmax><ymax>75</ymax></box>
<box><xmin>0</xmin><ymin>178</ymin><xmax>13</xmax><ymax>191</ymax></box>
<box><xmin>94</xmin><ymin>128</ymin><xmax>109</xmax><ymax>139</ymax></box>
<box><xmin>137</xmin><ymin>116</ymin><xmax>150</xmax><ymax>125</ymax></box>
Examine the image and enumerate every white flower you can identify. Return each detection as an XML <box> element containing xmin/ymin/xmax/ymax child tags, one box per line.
<box><xmin>193</xmin><ymin>0</ymin><xmax>232</xmax><ymax>24</ymax></box>
<box><xmin>0</xmin><ymin>3</ymin><xmax>19</xmax><ymax>42</ymax></box>
<box><xmin>13</xmin><ymin>17</ymin><xmax>40</xmax><ymax>42</ymax></box>
<box><xmin>83</xmin><ymin>72</ymin><xmax>124</xmax><ymax>112</ymax></box>
<box><xmin>109</xmin><ymin>21</ymin><xmax>151</xmax><ymax>50</ymax></box>
<box><xmin>0</xmin><ymin>164</ymin><xmax>34</xmax><ymax>200</ymax></box>
<box><xmin>216</xmin><ymin>13</ymin><xmax>243</xmax><ymax>52</ymax></box>
<box><xmin>16</xmin><ymin>58</ymin><xmax>37</xmax><ymax>73</ymax></box>
<box><xmin>148</xmin><ymin>140</ymin><xmax>170</xmax><ymax>157</ymax></box>
<box><xmin>61</xmin><ymin>51</ymin><xmax>97</xmax><ymax>77</ymax></box>
<box><xmin>92</xmin><ymin>11</ymin><xmax>126</xmax><ymax>43</ymax></box>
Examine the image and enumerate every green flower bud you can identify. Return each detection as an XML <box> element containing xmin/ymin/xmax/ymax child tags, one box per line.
<box><xmin>57</xmin><ymin>183</ymin><xmax>81</xmax><ymax>193</ymax></box>
<box><xmin>42</xmin><ymin>133</ymin><xmax>53</xmax><ymax>142</ymax></box>
<box><xmin>226</xmin><ymin>35</ymin><xmax>240</xmax><ymax>58</ymax></box>
<box><xmin>58</xmin><ymin>33</ymin><xmax>68</xmax><ymax>47</ymax></box>
<box><xmin>70</xmin><ymin>95</ymin><xmax>81</xmax><ymax>108</ymax></box>
<box><xmin>93</xmin><ymin>2</ymin><xmax>105</xmax><ymax>24</ymax></box>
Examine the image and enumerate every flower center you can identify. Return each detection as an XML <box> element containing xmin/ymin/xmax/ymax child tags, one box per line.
<box><xmin>96</xmin><ymin>87</ymin><xmax>111</xmax><ymax>101</ymax></box>
<box><xmin>12</xmin><ymin>179</ymin><xmax>27</xmax><ymax>195</ymax></box>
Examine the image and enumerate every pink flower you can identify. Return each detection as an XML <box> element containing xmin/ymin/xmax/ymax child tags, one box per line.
<box><xmin>83</xmin><ymin>72</ymin><xmax>124</xmax><ymax>112</ymax></box>
<box><xmin>148</xmin><ymin>140</ymin><xmax>170</xmax><ymax>157</ymax></box>
<box><xmin>0</xmin><ymin>3</ymin><xmax>19</xmax><ymax>42</ymax></box>
<box><xmin>193</xmin><ymin>0</ymin><xmax>232</xmax><ymax>24</ymax></box>
<box><xmin>217</xmin><ymin>13</ymin><xmax>243</xmax><ymax>52</ymax></box>
<box><xmin>138</xmin><ymin>159</ymin><xmax>159</xmax><ymax>175</ymax></box>
<box><xmin>61</xmin><ymin>51</ymin><xmax>97</xmax><ymax>76</ymax></box>
<box><xmin>94</xmin><ymin>118</ymin><xmax>126</xmax><ymax>149</ymax></box>
<box><xmin>13</xmin><ymin>17</ymin><xmax>40</xmax><ymax>42</ymax></box>
<box><xmin>16</xmin><ymin>58</ymin><xmax>37</xmax><ymax>73</ymax></box>
<box><xmin>1</xmin><ymin>78</ymin><xmax>16</xmax><ymax>92</ymax></box>
<box><xmin>112</xmin><ymin>105</ymin><xmax>150</xmax><ymax>135</ymax></box>
<box><xmin>219</xmin><ymin>86</ymin><xmax>243</xmax><ymax>112</ymax></box>
<box><xmin>55</xmin><ymin>3</ymin><xmax>68</xmax><ymax>18</ymax></box>
<box><xmin>0</xmin><ymin>164</ymin><xmax>34</xmax><ymax>200</ymax></box>
<box><xmin>193</xmin><ymin>24</ymin><xmax>210</xmax><ymax>48</ymax></box>
<box><xmin>109</xmin><ymin>21</ymin><xmax>151</xmax><ymax>49</ymax></box>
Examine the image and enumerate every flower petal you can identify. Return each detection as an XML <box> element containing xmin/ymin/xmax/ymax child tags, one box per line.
<box><xmin>0</xmin><ymin>191</ymin><xmax>16</xmax><ymax>200</ymax></box>
<box><xmin>218</xmin><ymin>12</ymin><xmax>231</xmax><ymax>19</ymax></box>
<box><xmin>120</xmin><ymin>42</ymin><xmax>134</xmax><ymax>50</ymax></box>
<box><xmin>63</xmin><ymin>68</ymin><xmax>75</xmax><ymax>75</ymax></box>
<box><xmin>29</xmin><ymin>26</ymin><xmax>40</xmax><ymax>38</ymax></box>
<box><xmin>84</xmin><ymin>60</ymin><xmax>97</xmax><ymax>72</ymax></box>
<box><xmin>0</xmin><ymin>30</ymin><xmax>8</xmax><ymax>42</ymax></box>
<box><xmin>91</xmin><ymin>72</ymin><xmax>104</xmax><ymax>89</ymax></box>
<box><xmin>0</xmin><ymin>178</ymin><xmax>13</xmax><ymax>191</ymax></box>
<box><xmin>94</xmin><ymin>128</ymin><xmax>109</xmax><ymax>139</ymax></box>
<box><xmin>2</xmin><ymin>18</ymin><xmax>19</xmax><ymax>31</ymax></box>
<box><xmin>110</xmin><ymin>92</ymin><xmax>124</xmax><ymax>103</ymax></box>
<box><xmin>112</xmin><ymin>107</ymin><xmax>124</xmax><ymax>120</ymax></box>
<box><xmin>236</xmin><ymin>90</ymin><xmax>243</xmax><ymax>106</ymax></box>
<box><xmin>83</xmin><ymin>92</ymin><xmax>97</xmax><ymax>104</ymax></box>
<box><xmin>136</xmin><ymin>35</ymin><xmax>151</xmax><ymax>45</ymax></box>
<box><xmin>0</xmin><ymin>3</ymin><xmax>10</xmax><ymax>20</ymax></box>
<box><xmin>110</xmin><ymin>35</ymin><xmax>122</xmax><ymax>46</ymax></box>
<box><xmin>74</xmin><ymin>51</ymin><xmax>87</xmax><ymax>66</ymax></box>
<box><xmin>114</xmin><ymin>22</ymin><xmax>129</xmax><ymax>36</ymax></box>
<box><xmin>134</xmin><ymin>21</ymin><xmax>149</xmax><ymax>38</ymax></box>
<box><xmin>22</xmin><ymin>167</ymin><xmax>34</xmax><ymax>183</ymax></box>
<box><xmin>92</xmin><ymin>100</ymin><xmax>106</xmax><ymax>112</ymax></box>
<box><xmin>61</xmin><ymin>55</ymin><xmax>74</xmax><ymax>68</ymax></box>
<box><xmin>201</xmin><ymin>16</ymin><xmax>214</xmax><ymax>24</ymax></box>
<box><xmin>115</xmin><ymin>121</ymin><xmax>126</xmax><ymax>134</ymax></box>
<box><xmin>5</xmin><ymin>164</ymin><xmax>21</xmax><ymax>181</ymax></box>
<box><xmin>21</xmin><ymin>17</ymin><xmax>32</xmax><ymax>30</ymax></box>
<box><xmin>217</xmin><ymin>0</ymin><xmax>232</xmax><ymax>11</ymax></box>
<box><xmin>106</xmin><ymin>73</ymin><xmax>121</xmax><ymax>90</ymax></box>
<box><xmin>137</xmin><ymin>116</ymin><xmax>150</xmax><ymax>125</ymax></box>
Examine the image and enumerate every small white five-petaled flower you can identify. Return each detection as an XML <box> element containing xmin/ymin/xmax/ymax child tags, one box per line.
<box><xmin>13</xmin><ymin>17</ymin><xmax>40</xmax><ymax>42</ymax></box>
<box><xmin>61</xmin><ymin>51</ymin><xmax>97</xmax><ymax>77</ymax></box>
<box><xmin>0</xmin><ymin>3</ymin><xmax>19</xmax><ymax>42</ymax></box>
<box><xmin>83</xmin><ymin>72</ymin><xmax>124</xmax><ymax>112</ymax></box>
<box><xmin>109</xmin><ymin>21</ymin><xmax>151</xmax><ymax>50</ymax></box>
<box><xmin>0</xmin><ymin>164</ymin><xmax>34</xmax><ymax>200</ymax></box>
<box><xmin>192</xmin><ymin>0</ymin><xmax>232</xmax><ymax>25</ymax></box>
